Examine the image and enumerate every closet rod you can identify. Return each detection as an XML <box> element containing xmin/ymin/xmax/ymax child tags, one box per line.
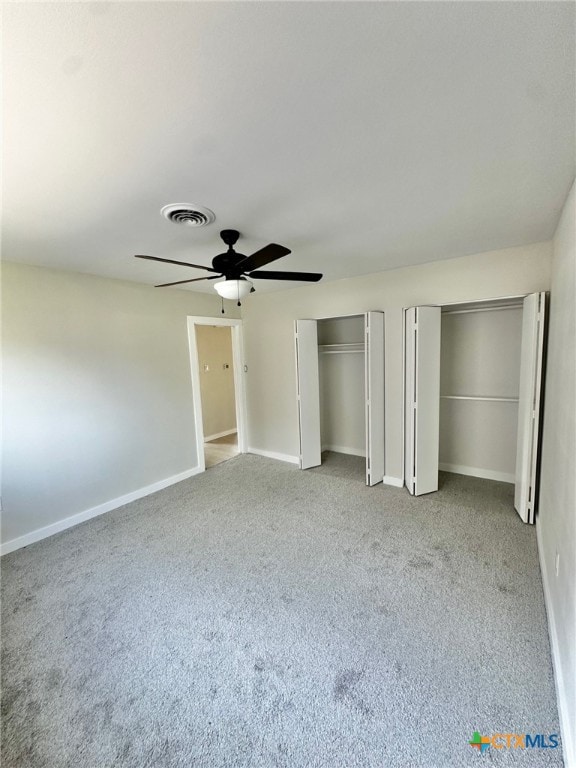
<box><xmin>441</xmin><ymin>395</ymin><xmax>519</xmax><ymax>403</ymax></box>
<box><xmin>442</xmin><ymin>304</ymin><xmax>521</xmax><ymax>316</ymax></box>
<box><xmin>320</xmin><ymin>349</ymin><xmax>364</xmax><ymax>355</ymax></box>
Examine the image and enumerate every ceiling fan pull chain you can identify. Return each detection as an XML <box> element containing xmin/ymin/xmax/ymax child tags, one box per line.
<box><xmin>221</xmin><ymin>296</ymin><xmax>225</xmax><ymax>315</ymax></box>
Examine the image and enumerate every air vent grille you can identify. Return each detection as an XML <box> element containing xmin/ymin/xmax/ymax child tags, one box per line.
<box><xmin>161</xmin><ymin>204</ymin><xmax>215</xmax><ymax>227</ymax></box>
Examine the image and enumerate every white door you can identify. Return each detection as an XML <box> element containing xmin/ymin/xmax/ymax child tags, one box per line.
<box><xmin>295</xmin><ymin>320</ymin><xmax>321</xmax><ymax>469</ymax></box>
<box><xmin>404</xmin><ymin>306</ymin><xmax>441</xmax><ymax>495</ymax></box>
<box><xmin>514</xmin><ymin>292</ymin><xmax>546</xmax><ymax>524</ymax></box>
<box><xmin>365</xmin><ymin>311</ymin><xmax>385</xmax><ymax>486</ymax></box>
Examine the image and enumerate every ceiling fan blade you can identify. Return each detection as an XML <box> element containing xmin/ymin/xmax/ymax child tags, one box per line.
<box><xmin>135</xmin><ymin>254</ymin><xmax>218</xmax><ymax>273</ymax></box>
<box><xmin>237</xmin><ymin>244</ymin><xmax>291</xmax><ymax>272</ymax></box>
<box><xmin>155</xmin><ymin>275</ymin><xmax>221</xmax><ymax>288</ymax></box>
<box><xmin>247</xmin><ymin>270</ymin><xmax>323</xmax><ymax>282</ymax></box>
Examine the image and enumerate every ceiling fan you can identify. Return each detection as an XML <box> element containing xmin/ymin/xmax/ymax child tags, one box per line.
<box><xmin>135</xmin><ymin>229</ymin><xmax>323</xmax><ymax>306</ymax></box>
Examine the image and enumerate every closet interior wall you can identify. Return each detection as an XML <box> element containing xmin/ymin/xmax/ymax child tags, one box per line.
<box><xmin>439</xmin><ymin>303</ymin><xmax>523</xmax><ymax>483</ymax></box>
<box><xmin>318</xmin><ymin>316</ymin><xmax>365</xmax><ymax>458</ymax></box>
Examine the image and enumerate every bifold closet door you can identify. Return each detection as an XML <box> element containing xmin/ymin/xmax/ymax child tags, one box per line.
<box><xmin>365</xmin><ymin>311</ymin><xmax>385</xmax><ymax>485</ymax></box>
<box><xmin>514</xmin><ymin>292</ymin><xmax>546</xmax><ymax>524</ymax></box>
<box><xmin>294</xmin><ymin>320</ymin><xmax>321</xmax><ymax>469</ymax></box>
<box><xmin>404</xmin><ymin>306</ymin><xmax>441</xmax><ymax>495</ymax></box>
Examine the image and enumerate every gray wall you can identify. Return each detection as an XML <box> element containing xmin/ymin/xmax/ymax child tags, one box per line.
<box><xmin>1</xmin><ymin>262</ymin><xmax>237</xmax><ymax>545</ymax></box>
<box><xmin>242</xmin><ymin>242</ymin><xmax>551</xmax><ymax>479</ymax></box>
<box><xmin>538</xmin><ymin>180</ymin><xmax>576</xmax><ymax>765</ymax></box>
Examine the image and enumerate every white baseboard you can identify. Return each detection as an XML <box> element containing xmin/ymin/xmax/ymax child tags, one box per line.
<box><xmin>204</xmin><ymin>428</ymin><xmax>237</xmax><ymax>442</ymax></box>
<box><xmin>537</xmin><ymin>523</ymin><xmax>576</xmax><ymax>768</ymax></box>
<box><xmin>0</xmin><ymin>465</ymin><xmax>203</xmax><ymax>556</ymax></box>
<box><xmin>383</xmin><ymin>475</ymin><xmax>404</xmax><ymax>488</ymax></box>
<box><xmin>322</xmin><ymin>444</ymin><xmax>366</xmax><ymax>458</ymax></box>
<box><xmin>439</xmin><ymin>462</ymin><xmax>514</xmax><ymax>484</ymax></box>
<box><xmin>247</xmin><ymin>447</ymin><xmax>299</xmax><ymax>465</ymax></box>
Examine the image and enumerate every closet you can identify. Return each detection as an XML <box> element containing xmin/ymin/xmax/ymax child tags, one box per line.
<box><xmin>295</xmin><ymin>312</ymin><xmax>384</xmax><ymax>485</ymax></box>
<box><xmin>439</xmin><ymin>301</ymin><xmax>522</xmax><ymax>484</ymax></box>
<box><xmin>404</xmin><ymin>293</ymin><xmax>546</xmax><ymax>524</ymax></box>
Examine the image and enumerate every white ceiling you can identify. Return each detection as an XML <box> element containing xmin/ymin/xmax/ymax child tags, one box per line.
<box><xmin>3</xmin><ymin>1</ymin><xmax>575</xmax><ymax>294</ymax></box>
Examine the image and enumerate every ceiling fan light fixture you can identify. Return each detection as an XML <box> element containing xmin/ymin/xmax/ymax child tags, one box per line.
<box><xmin>214</xmin><ymin>278</ymin><xmax>253</xmax><ymax>300</ymax></box>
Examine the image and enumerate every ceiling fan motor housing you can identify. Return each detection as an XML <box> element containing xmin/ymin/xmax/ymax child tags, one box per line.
<box><xmin>212</xmin><ymin>230</ymin><xmax>247</xmax><ymax>276</ymax></box>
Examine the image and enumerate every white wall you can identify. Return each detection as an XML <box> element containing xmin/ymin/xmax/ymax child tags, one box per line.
<box><xmin>538</xmin><ymin>180</ymin><xmax>576</xmax><ymax>766</ymax></box>
<box><xmin>243</xmin><ymin>242</ymin><xmax>551</xmax><ymax>481</ymax></box>
<box><xmin>1</xmin><ymin>262</ymin><xmax>238</xmax><ymax>549</ymax></box>
<box><xmin>439</xmin><ymin>306</ymin><xmax>523</xmax><ymax>481</ymax></box>
<box><xmin>195</xmin><ymin>325</ymin><xmax>237</xmax><ymax>439</ymax></box>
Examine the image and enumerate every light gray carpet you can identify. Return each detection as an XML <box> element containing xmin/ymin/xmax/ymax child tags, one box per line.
<box><xmin>1</xmin><ymin>453</ymin><xmax>562</xmax><ymax>767</ymax></box>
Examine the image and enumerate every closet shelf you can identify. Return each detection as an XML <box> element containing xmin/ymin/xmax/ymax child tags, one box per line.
<box><xmin>440</xmin><ymin>395</ymin><xmax>519</xmax><ymax>403</ymax></box>
<box><xmin>319</xmin><ymin>343</ymin><xmax>364</xmax><ymax>354</ymax></box>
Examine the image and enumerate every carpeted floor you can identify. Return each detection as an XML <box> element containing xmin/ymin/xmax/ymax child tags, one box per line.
<box><xmin>1</xmin><ymin>453</ymin><xmax>562</xmax><ymax>767</ymax></box>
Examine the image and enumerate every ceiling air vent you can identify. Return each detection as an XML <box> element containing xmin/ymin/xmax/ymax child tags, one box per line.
<box><xmin>161</xmin><ymin>203</ymin><xmax>216</xmax><ymax>227</ymax></box>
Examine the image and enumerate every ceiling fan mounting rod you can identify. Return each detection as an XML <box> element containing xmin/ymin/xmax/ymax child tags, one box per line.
<box><xmin>220</xmin><ymin>229</ymin><xmax>240</xmax><ymax>249</ymax></box>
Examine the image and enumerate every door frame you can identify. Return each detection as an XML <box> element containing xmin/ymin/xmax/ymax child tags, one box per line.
<box><xmin>187</xmin><ymin>316</ymin><xmax>247</xmax><ymax>472</ymax></box>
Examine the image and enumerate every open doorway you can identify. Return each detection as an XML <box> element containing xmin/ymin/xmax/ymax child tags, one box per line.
<box><xmin>187</xmin><ymin>317</ymin><xmax>246</xmax><ymax>472</ymax></box>
<box><xmin>196</xmin><ymin>325</ymin><xmax>238</xmax><ymax>467</ymax></box>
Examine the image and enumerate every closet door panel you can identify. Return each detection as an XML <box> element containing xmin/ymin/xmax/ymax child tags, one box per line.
<box><xmin>405</xmin><ymin>306</ymin><xmax>441</xmax><ymax>495</ymax></box>
<box><xmin>404</xmin><ymin>308</ymin><xmax>416</xmax><ymax>494</ymax></box>
<box><xmin>295</xmin><ymin>320</ymin><xmax>321</xmax><ymax>469</ymax></box>
<box><xmin>514</xmin><ymin>292</ymin><xmax>546</xmax><ymax>524</ymax></box>
<box><xmin>365</xmin><ymin>311</ymin><xmax>385</xmax><ymax>485</ymax></box>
